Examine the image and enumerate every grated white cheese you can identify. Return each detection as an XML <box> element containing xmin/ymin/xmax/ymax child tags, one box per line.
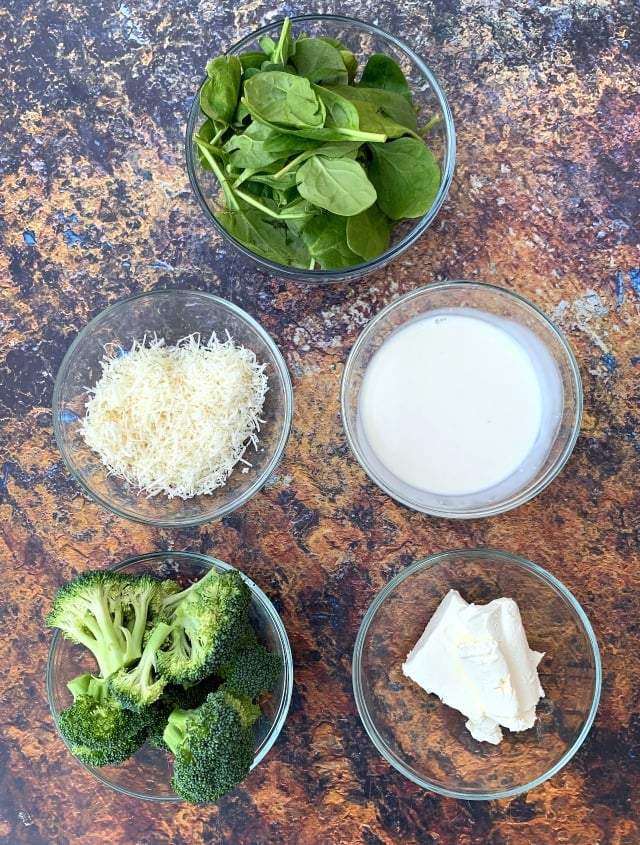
<box><xmin>80</xmin><ymin>333</ymin><xmax>268</xmax><ymax>499</ymax></box>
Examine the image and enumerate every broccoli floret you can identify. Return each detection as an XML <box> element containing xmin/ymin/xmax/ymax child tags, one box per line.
<box><xmin>219</xmin><ymin>637</ymin><xmax>283</xmax><ymax>701</ymax></box>
<box><xmin>144</xmin><ymin>676</ymin><xmax>220</xmax><ymax>750</ymax></box>
<box><xmin>46</xmin><ymin>571</ymin><xmax>162</xmax><ymax>678</ymax></box>
<box><xmin>121</xmin><ymin>573</ymin><xmax>165</xmax><ymax>653</ymax></box>
<box><xmin>108</xmin><ymin>622</ymin><xmax>173</xmax><ymax>711</ymax></box>
<box><xmin>67</xmin><ymin>742</ymin><xmax>140</xmax><ymax>768</ymax></box>
<box><xmin>147</xmin><ymin>577</ymin><xmax>181</xmax><ymax>624</ymax></box>
<box><xmin>162</xmin><ymin>689</ymin><xmax>259</xmax><ymax>802</ymax></box>
<box><xmin>48</xmin><ymin>566</ymin><xmax>280</xmax><ymax>783</ymax></box>
<box><xmin>58</xmin><ymin>674</ymin><xmax>149</xmax><ymax>766</ymax></box>
<box><xmin>155</xmin><ymin>568</ymin><xmax>251</xmax><ymax>685</ymax></box>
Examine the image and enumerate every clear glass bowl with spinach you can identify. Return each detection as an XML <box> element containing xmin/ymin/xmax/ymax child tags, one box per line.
<box><xmin>185</xmin><ymin>15</ymin><xmax>456</xmax><ymax>283</ymax></box>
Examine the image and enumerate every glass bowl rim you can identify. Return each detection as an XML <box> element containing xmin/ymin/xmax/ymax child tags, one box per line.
<box><xmin>351</xmin><ymin>546</ymin><xmax>602</xmax><ymax>800</ymax></box>
<box><xmin>46</xmin><ymin>550</ymin><xmax>294</xmax><ymax>802</ymax></box>
<box><xmin>52</xmin><ymin>288</ymin><xmax>294</xmax><ymax>527</ymax></box>
<box><xmin>340</xmin><ymin>279</ymin><xmax>584</xmax><ymax>518</ymax></box>
<box><xmin>185</xmin><ymin>13</ymin><xmax>457</xmax><ymax>284</ymax></box>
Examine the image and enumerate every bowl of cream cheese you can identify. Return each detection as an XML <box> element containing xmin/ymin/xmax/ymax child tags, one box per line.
<box><xmin>352</xmin><ymin>548</ymin><xmax>601</xmax><ymax>800</ymax></box>
<box><xmin>340</xmin><ymin>281</ymin><xmax>583</xmax><ymax>518</ymax></box>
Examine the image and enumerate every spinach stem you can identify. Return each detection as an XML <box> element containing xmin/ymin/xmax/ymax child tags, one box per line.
<box><xmin>272</xmin><ymin>150</ymin><xmax>313</xmax><ymax>179</ymax></box>
<box><xmin>233</xmin><ymin>187</ymin><xmax>310</xmax><ymax>220</ymax></box>
<box><xmin>195</xmin><ymin>140</ymin><xmax>240</xmax><ymax>210</ymax></box>
<box><xmin>419</xmin><ymin>114</ymin><xmax>441</xmax><ymax>136</ymax></box>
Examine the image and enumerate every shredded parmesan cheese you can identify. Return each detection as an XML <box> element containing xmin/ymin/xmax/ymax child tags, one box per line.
<box><xmin>80</xmin><ymin>333</ymin><xmax>268</xmax><ymax>499</ymax></box>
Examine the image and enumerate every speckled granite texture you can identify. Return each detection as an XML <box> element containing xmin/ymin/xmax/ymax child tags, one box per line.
<box><xmin>1</xmin><ymin>0</ymin><xmax>639</xmax><ymax>843</ymax></box>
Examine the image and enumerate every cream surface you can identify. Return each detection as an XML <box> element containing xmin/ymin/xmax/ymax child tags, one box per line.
<box><xmin>358</xmin><ymin>312</ymin><xmax>545</xmax><ymax>496</ymax></box>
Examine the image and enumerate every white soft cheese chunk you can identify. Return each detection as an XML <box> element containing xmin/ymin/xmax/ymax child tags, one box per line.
<box><xmin>402</xmin><ymin>589</ymin><xmax>545</xmax><ymax>744</ymax></box>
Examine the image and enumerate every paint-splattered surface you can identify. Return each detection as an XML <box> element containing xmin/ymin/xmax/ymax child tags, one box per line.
<box><xmin>1</xmin><ymin>0</ymin><xmax>639</xmax><ymax>842</ymax></box>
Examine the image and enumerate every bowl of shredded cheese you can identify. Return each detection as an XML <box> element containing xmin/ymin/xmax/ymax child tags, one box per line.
<box><xmin>53</xmin><ymin>289</ymin><xmax>293</xmax><ymax>526</ymax></box>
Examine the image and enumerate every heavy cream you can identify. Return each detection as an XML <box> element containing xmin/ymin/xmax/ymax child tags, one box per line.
<box><xmin>402</xmin><ymin>589</ymin><xmax>545</xmax><ymax>744</ymax></box>
<box><xmin>357</xmin><ymin>309</ymin><xmax>562</xmax><ymax>499</ymax></box>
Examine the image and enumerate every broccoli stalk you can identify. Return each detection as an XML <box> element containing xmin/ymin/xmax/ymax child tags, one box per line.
<box><xmin>163</xmin><ymin>689</ymin><xmax>259</xmax><ymax>803</ymax></box>
<box><xmin>108</xmin><ymin>621</ymin><xmax>173</xmax><ymax>711</ymax></box>
<box><xmin>120</xmin><ymin>575</ymin><xmax>164</xmax><ymax>663</ymax></box>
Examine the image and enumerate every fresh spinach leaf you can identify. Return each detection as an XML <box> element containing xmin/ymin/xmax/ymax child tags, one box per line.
<box><xmin>201</xmin><ymin>56</ymin><xmax>242</xmax><ymax>125</ymax></box>
<box><xmin>224</xmin><ymin>122</ymin><xmax>320</xmax><ymax>170</ymax></box>
<box><xmin>296</xmin><ymin>155</ymin><xmax>377</xmax><ymax>216</ymax></box>
<box><xmin>348</xmin><ymin>100</ymin><xmax>413</xmax><ymax>139</ymax></box>
<box><xmin>300</xmin><ymin>212</ymin><xmax>363</xmax><ymax>268</ymax></box>
<box><xmin>358</xmin><ymin>54</ymin><xmax>413</xmax><ymax>104</ymax></box>
<box><xmin>340</xmin><ymin>49</ymin><xmax>358</xmax><ymax>83</ymax></box>
<box><xmin>328</xmin><ymin>84</ymin><xmax>418</xmax><ymax>132</ymax></box>
<box><xmin>239</xmin><ymin>51</ymin><xmax>266</xmax><ymax>71</ymax></box>
<box><xmin>346</xmin><ymin>204</ymin><xmax>394</xmax><ymax>259</ymax></box>
<box><xmin>243</xmin><ymin>71</ymin><xmax>326</xmax><ymax>129</ymax></box>
<box><xmin>217</xmin><ymin>206</ymin><xmax>312</xmax><ymax>267</ymax></box>
<box><xmin>367</xmin><ymin>137</ymin><xmax>441</xmax><ymax>219</ymax></box>
<box><xmin>313</xmin><ymin>84</ymin><xmax>361</xmax><ymax>131</ymax></box>
<box><xmin>291</xmin><ymin>37</ymin><xmax>349</xmax><ymax>85</ymax></box>
<box><xmin>257</xmin><ymin>35</ymin><xmax>277</xmax><ymax>58</ymax></box>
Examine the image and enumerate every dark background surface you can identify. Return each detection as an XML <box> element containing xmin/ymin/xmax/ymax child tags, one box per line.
<box><xmin>1</xmin><ymin>0</ymin><xmax>639</xmax><ymax>842</ymax></box>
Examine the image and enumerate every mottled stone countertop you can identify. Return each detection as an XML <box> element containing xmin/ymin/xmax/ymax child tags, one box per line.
<box><xmin>1</xmin><ymin>0</ymin><xmax>639</xmax><ymax>843</ymax></box>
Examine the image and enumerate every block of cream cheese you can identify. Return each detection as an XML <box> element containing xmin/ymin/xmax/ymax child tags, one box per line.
<box><xmin>402</xmin><ymin>589</ymin><xmax>545</xmax><ymax>744</ymax></box>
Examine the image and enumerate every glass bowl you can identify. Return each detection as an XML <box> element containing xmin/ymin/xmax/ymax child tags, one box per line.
<box><xmin>352</xmin><ymin>548</ymin><xmax>601</xmax><ymax>800</ymax></box>
<box><xmin>185</xmin><ymin>14</ymin><xmax>455</xmax><ymax>283</ymax></box>
<box><xmin>341</xmin><ymin>281</ymin><xmax>583</xmax><ymax>518</ymax></box>
<box><xmin>46</xmin><ymin>551</ymin><xmax>294</xmax><ymax>801</ymax></box>
<box><xmin>52</xmin><ymin>289</ymin><xmax>293</xmax><ymax>526</ymax></box>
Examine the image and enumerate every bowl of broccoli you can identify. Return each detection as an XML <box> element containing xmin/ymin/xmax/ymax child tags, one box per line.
<box><xmin>46</xmin><ymin>551</ymin><xmax>293</xmax><ymax>802</ymax></box>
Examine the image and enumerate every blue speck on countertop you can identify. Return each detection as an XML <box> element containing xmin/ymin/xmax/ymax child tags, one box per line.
<box><xmin>629</xmin><ymin>269</ymin><xmax>640</xmax><ymax>297</ymax></box>
<box><xmin>62</xmin><ymin>228</ymin><xmax>85</xmax><ymax>247</ymax></box>
<box><xmin>616</xmin><ymin>270</ymin><xmax>624</xmax><ymax>307</ymax></box>
<box><xmin>602</xmin><ymin>353</ymin><xmax>618</xmax><ymax>373</ymax></box>
<box><xmin>0</xmin><ymin>463</ymin><xmax>13</xmax><ymax>494</ymax></box>
<box><xmin>23</xmin><ymin>230</ymin><xmax>36</xmax><ymax>245</ymax></box>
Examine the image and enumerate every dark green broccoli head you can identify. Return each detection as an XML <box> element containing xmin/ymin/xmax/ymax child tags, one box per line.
<box><xmin>68</xmin><ymin>736</ymin><xmax>148</xmax><ymax>768</ymax></box>
<box><xmin>58</xmin><ymin>675</ymin><xmax>149</xmax><ymax>766</ymax></box>
<box><xmin>156</xmin><ymin>569</ymin><xmax>252</xmax><ymax>685</ymax></box>
<box><xmin>144</xmin><ymin>676</ymin><xmax>220</xmax><ymax>749</ymax></box>
<box><xmin>219</xmin><ymin>638</ymin><xmax>283</xmax><ymax>701</ymax></box>
<box><xmin>163</xmin><ymin>689</ymin><xmax>258</xmax><ymax>803</ymax></box>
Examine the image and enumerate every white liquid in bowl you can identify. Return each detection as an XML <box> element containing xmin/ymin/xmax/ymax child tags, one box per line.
<box><xmin>357</xmin><ymin>309</ymin><xmax>563</xmax><ymax>499</ymax></box>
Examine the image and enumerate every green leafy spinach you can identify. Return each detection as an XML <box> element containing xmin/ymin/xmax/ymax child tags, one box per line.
<box><xmin>193</xmin><ymin>17</ymin><xmax>442</xmax><ymax>270</ymax></box>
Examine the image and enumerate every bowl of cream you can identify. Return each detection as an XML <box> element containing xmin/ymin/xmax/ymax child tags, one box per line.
<box><xmin>340</xmin><ymin>281</ymin><xmax>583</xmax><ymax>518</ymax></box>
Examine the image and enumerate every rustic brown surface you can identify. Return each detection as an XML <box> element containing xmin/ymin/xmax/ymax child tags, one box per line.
<box><xmin>1</xmin><ymin>0</ymin><xmax>639</xmax><ymax>843</ymax></box>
